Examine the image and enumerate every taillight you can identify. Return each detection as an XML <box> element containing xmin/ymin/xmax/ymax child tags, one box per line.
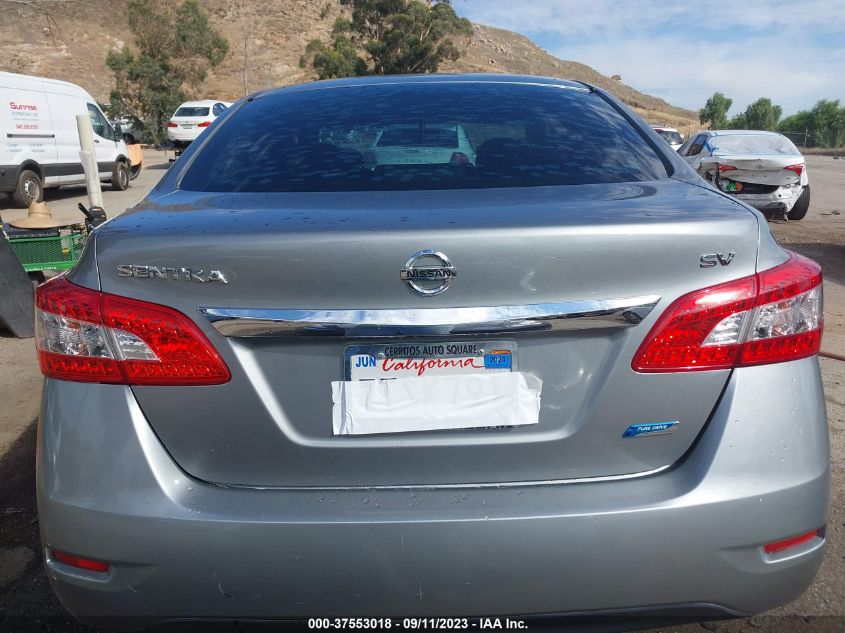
<box><xmin>167</xmin><ymin>121</ymin><xmax>178</xmax><ymax>128</ymax></box>
<box><xmin>35</xmin><ymin>277</ymin><xmax>230</xmax><ymax>385</ymax></box>
<box><xmin>197</xmin><ymin>121</ymin><xmax>211</xmax><ymax>128</ymax></box>
<box><xmin>784</xmin><ymin>163</ymin><xmax>804</xmax><ymax>177</ymax></box>
<box><xmin>718</xmin><ymin>164</ymin><xmax>737</xmax><ymax>173</ymax></box>
<box><xmin>633</xmin><ymin>252</ymin><xmax>822</xmax><ymax>372</ymax></box>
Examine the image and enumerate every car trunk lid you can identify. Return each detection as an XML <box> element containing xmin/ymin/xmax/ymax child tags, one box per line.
<box><xmin>712</xmin><ymin>153</ymin><xmax>803</xmax><ymax>186</ymax></box>
<box><xmin>88</xmin><ymin>179</ymin><xmax>760</xmax><ymax>487</ymax></box>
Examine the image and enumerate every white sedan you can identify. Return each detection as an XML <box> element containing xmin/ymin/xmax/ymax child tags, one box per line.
<box><xmin>678</xmin><ymin>130</ymin><xmax>810</xmax><ymax>220</ymax></box>
<box><xmin>166</xmin><ymin>99</ymin><xmax>232</xmax><ymax>147</ymax></box>
<box><xmin>652</xmin><ymin>126</ymin><xmax>683</xmax><ymax>151</ymax></box>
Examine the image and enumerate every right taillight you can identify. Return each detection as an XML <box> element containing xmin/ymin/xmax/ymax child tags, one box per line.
<box><xmin>633</xmin><ymin>252</ymin><xmax>822</xmax><ymax>372</ymax></box>
<box><xmin>35</xmin><ymin>277</ymin><xmax>230</xmax><ymax>385</ymax></box>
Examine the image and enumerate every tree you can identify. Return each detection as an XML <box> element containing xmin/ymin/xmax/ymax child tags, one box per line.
<box><xmin>741</xmin><ymin>97</ymin><xmax>782</xmax><ymax>130</ymax></box>
<box><xmin>778</xmin><ymin>110</ymin><xmax>813</xmax><ymax>135</ymax></box>
<box><xmin>302</xmin><ymin>0</ymin><xmax>472</xmax><ymax>80</ymax></box>
<box><xmin>809</xmin><ymin>99</ymin><xmax>843</xmax><ymax>147</ymax></box>
<box><xmin>778</xmin><ymin>101</ymin><xmax>845</xmax><ymax>148</ymax></box>
<box><xmin>727</xmin><ymin>112</ymin><xmax>747</xmax><ymax>129</ymax></box>
<box><xmin>699</xmin><ymin>92</ymin><xmax>732</xmax><ymax>129</ymax></box>
<box><xmin>302</xmin><ymin>20</ymin><xmax>367</xmax><ymax>79</ymax></box>
<box><xmin>106</xmin><ymin>0</ymin><xmax>229</xmax><ymax>144</ymax></box>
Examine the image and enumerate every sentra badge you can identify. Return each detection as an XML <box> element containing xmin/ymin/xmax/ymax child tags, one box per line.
<box><xmin>117</xmin><ymin>264</ymin><xmax>229</xmax><ymax>284</ymax></box>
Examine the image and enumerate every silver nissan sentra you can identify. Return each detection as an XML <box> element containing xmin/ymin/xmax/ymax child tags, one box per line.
<box><xmin>36</xmin><ymin>74</ymin><xmax>828</xmax><ymax>630</ymax></box>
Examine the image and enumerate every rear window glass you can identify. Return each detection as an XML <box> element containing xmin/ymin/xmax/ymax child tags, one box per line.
<box><xmin>180</xmin><ymin>83</ymin><xmax>668</xmax><ymax>192</ymax></box>
<box><xmin>711</xmin><ymin>134</ymin><xmax>800</xmax><ymax>155</ymax></box>
<box><xmin>175</xmin><ymin>107</ymin><xmax>210</xmax><ymax>117</ymax></box>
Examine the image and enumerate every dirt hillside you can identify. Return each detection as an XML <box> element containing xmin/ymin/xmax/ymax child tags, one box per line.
<box><xmin>0</xmin><ymin>0</ymin><xmax>699</xmax><ymax>131</ymax></box>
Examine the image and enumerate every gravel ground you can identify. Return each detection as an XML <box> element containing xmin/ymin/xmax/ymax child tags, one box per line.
<box><xmin>0</xmin><ymin>153</ymin><xmax>843</xmax><ymax>633</ymax></box>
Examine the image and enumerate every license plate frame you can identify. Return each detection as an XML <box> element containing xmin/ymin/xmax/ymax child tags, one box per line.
<box><xmin>343</xmin><ymin>340</ymin><xmax>518</xmax><ymax>381</ymax></box>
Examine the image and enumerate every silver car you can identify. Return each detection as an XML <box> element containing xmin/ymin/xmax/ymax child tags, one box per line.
<box><xmin>36</xmin><ymin>75</ymin><xmax>828</xmax><ymax>630</ymax></box>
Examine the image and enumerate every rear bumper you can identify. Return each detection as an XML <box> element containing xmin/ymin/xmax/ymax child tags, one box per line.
<box><xmin>166</xmin><ymin>129</ymin><xmax>199</xmax><ymax>144</ymax></box>
<box><xmin>733</xmin><ymin>185</ymin><xmax>802</xmax><ymax>211</ymax></box>
<box><xmin>37</xmin><ymin>358</ymin><xmax>829</xmax><ymax>629</ymax></box>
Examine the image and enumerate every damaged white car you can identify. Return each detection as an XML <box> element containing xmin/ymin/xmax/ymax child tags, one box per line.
<box><xmin>679</xmin><ymin>130</ymin><xmax>810</xmax><ymax>220</ymax></box>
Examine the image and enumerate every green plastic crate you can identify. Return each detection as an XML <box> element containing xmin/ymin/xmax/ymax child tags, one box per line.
<box><xmin>7</xmin><ymin>232</ymin><xmax>86</xmax><ymax>272</ymax></box>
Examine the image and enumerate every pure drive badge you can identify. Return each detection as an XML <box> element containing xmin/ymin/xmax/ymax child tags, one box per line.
<box><xmin>117</xmin><ymin>264</ymin><xmax>229</xmax><ymax>284</ymax></box>
<box><xmin>622</xmin><ymin>421</ymin><xmax>679</xmax><ymax>438</ymax></box>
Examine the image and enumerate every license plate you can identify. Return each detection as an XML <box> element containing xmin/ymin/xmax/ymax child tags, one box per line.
<box><xmin>182</xmin><ymin>124</ymin><xmax>194</xmax><ymax>129</ymax></box>
<box><xmin>344</xmin><ymin>341</ymin><xmax>517</xmax><ymax>381</ymax></box>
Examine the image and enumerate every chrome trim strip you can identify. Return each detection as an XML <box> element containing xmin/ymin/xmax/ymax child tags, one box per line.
<box><xmin>200</xmin><ymin>295</ymin><xmax>661</xmax><ymax>338</ymax></box>
<box><xmin>211</xmin><ymin>464</ymin><xmax>672</xmax><ymax>491</ymax></box>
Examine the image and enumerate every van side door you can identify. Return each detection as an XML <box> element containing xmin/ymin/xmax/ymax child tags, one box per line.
<box><xmin>86</xmin><ymin>102</ymin><xmax>120</xmax><ymax>178</ymax></box>
<box><xmin>44</xmin><ymin>91</ymin><xmax>87</xmax><ymax>185</ymax></box>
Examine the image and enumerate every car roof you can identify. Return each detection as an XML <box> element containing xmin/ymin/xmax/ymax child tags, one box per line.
<box><xmin>250</xmin><ymin>74</ymin><xmax>591</xmax><ymax>100</ymax></box>
<box><xmin>708</xmin><ymin>130</ymin><xmax>786</xmax><ymax>137</ymax></box>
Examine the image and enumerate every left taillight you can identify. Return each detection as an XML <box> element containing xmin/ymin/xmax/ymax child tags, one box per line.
<box><xmin>632</xmin><ymin>252</ymin><xmax>823</xmax><ymax>372</ymax></box>
<box><xmin>35</xmin><ymin>277</ymin><xmax>230</xmax><ymax>385</ymax></box>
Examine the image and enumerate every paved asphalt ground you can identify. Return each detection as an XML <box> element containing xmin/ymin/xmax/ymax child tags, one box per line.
<box><xmin>0</xmin><ymin>152</ymin><xmax>843</xmax><ymax>632</ymax></box>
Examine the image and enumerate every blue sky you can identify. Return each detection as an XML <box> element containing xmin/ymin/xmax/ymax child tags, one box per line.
<box><xmin>453</xmin><ymin>0</ymin><xmax>845</xmax><ymax>117</ymax></box>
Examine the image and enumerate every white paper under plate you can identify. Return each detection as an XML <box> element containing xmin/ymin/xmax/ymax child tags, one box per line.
<box><xmin>331</xmin><ymin>372</ymin><xmax>542</xmax><ymax>436</ymax></box>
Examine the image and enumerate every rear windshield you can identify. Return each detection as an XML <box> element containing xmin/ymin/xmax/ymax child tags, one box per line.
<box><xmin>175</xmin><ymin>107</ymin><xmax>210</xmax><ymax>117</ymax></box>
<box><xmin>180</xmin><ymin>83</ymin><xmax>668</xmax><ymax>192</ymax></box>
<box><xmin>711</xmin><ymin>134</ymin><xmax>800</xmax><ymax>155</ymax></box>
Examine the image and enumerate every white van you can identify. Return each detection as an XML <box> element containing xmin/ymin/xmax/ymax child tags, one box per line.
<box><xmin>1</xmin><ymin>71</ymin><xmax>131</xmax><ymax>207</ymax></box>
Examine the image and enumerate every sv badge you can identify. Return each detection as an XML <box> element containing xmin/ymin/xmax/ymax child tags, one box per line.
<box><xmin>700</xmin><ymin>252</ymin><xmax>735</xmax><ymax>268</ymax></box>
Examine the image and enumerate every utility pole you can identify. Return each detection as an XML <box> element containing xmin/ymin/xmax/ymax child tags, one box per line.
<box><xmin>243</xmin><ymin>17</ymin><xmax>253</xmax><ymax>98</ymax></box>
<box><xmin>243</xmin><ymin>36</ymin><xmax>248</xmax><ymax>97</ymax></box>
